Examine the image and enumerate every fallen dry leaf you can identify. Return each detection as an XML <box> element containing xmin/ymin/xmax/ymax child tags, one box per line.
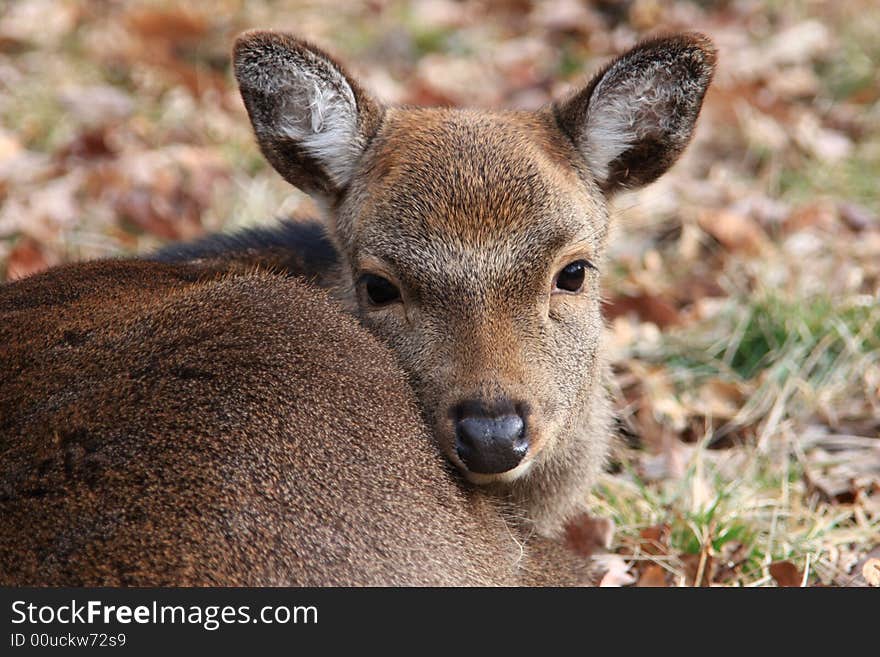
<box><xmin>595</xmin><ymin>555</ymin><xmax>636</xmax><ymax>587</ymax></box>
<box><xmin>0</xmin><ymin>0</ymin><xmax>78</xmax><ymax>48</ymax></box>
<box><xmin>634</xmin><ymin>409</ymin><xmax>691</xmax><ymax>480</ymax></box>
<box><xmin>122</xmin><ymin>7</ymin><xmax>227</xmax><ymax>95</ymax></box>
<box><xmin>682</xmin><ymin>550</ymin><xmax>716</xmax><ymax>587</ymax></box>
<box><xmin>839</xmin><ymin>202</ymin><xmax>878</xmax><ymax>232</ymax></box>
<box><xmin>784</xmin><ymin>200</ymin><xmax>839</xmax><ymax>234</ymax></box>
<box><xmin>769</xmin><ymin>561</ymin><xmax>803</xmax><ymax>587</ymax></box>
<box><xmin>764</xmin><ymin>20</ymin><xmax>832</xmax><ymax>67</ymax></box>
<box><xmin>698</xmin><ymin>209</ymin><xmax>770</xmax><ymax>255</ymax></box>
<box><xmin>411</xmin><ymin>54</ymin><xmax>503</xmax><ymax>107</ymax></box>
<box><xmin>125</xmin><ymin>6</ymin><xmax>208</xmax><ymax>42</ymax></box>
<box><xmin>0</xmin><ymin>129</ymin><xmax>22</xmax><ymax>164</ymax></box>
<box><xmin>836</xmin><ymin>546</ymin><xmax>880</xmax><ymax>586</ymax></box>
<box><xmin>58</xmin><ymin>84</ymin><xmax>134</xmax><ymax>127</ymax></box>
<box><xmin>638</xmin><ymin>525</ymin><xmax>671</xmax><ymax>556</ymax></box>
<box><xmin>766</xmin><ymin>65</ymin><xmax>820</xmax><ymax>100</ymax></box>
<box><xmin>794</xmin><ymin>113</ymin><xmax>853</xmax><ymax>162</ymax></box>
<box><xmin>530</xmin><ymin>0</ymin><xmax>603</xmax><ymax>35</ymax></box>
<box><xmin>56</xmin><ymin>127</ymin><xmax>116</xmax><ymax>163</ymax></box>
<box><xmin>689</xmin><ymin>378</ymin><xmax>747</xmax><ymax>422</ymax></box>
<box><xmin>636</xmin><ymin>564</ymin><xmax>668</xmax><ymax>587</ymax></box>
<box><xmin>675</xmin><ymin>273</ymin><xmax>726</xmax><ymax>311</ymax></box>
<box><xmin>603</xmin><ymin>292</ymin><xmax>680</xmax><ymax>329</ymax></box>
<box><xmin>862</xmin><ymin>559</ymin><xmax>880</xmax><ymax>587</ymax></box>
<box><xmin>4</xmin><ymin>239</ymin><xmax>50</xmax><ymax>281</ymax></box>
<box><xmin>564</xmin><ymin>513</ymin><xmax>615</xmax><ymax>557</ymax></box>
<box><xmin>799</xmin><ymin>432</ymin><xmax>880</xmax><ymax>505</ymax></box>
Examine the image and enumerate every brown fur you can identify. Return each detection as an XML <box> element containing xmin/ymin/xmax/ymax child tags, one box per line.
<box><xmin>0</xmin><ymin>259</ymin><xmax>592</xmax><ymax>586</ymax></box>
<box><xmin>156</xmin><ymin>31</ymin><xmax>716</xmax><ymax>539</ymax></box>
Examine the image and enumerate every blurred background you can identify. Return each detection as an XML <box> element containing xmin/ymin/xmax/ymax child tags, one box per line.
<box><xmin>1</xmin><ymin>0</ymin><xmax>877</xmax><ymax>586</ymax></box>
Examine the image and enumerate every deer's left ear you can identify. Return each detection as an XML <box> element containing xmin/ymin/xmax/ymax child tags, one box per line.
<box><xmin>553</xmin><ymin>33</ymin><xmax>716</xmax><ymax>195</ymax></box>
<box><xmin>234</xmin><ymin>30</ymin><xmax>384</xmax><ymax>200</ymax></box>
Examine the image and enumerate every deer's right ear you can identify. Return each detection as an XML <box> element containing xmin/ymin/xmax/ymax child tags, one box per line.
<box><xmin>234</xmin><ymin>31</ymin><xmax>384</xmax><ymax>199</ymax></box>
<box><xmin>553</xmin><ymin>33</ymin><xmax>716</xmax><ymax>196</ymax></box>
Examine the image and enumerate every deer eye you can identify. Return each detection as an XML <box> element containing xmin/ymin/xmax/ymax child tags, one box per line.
<box><xmin>360</xmin><ymin>273</ymin><xmax>401</xmax><ymax>306</ymax></box>
<box><xmin>554</xmin><ymin>260</ymin><xmax>592</xmax><ymax>293</ymax></box>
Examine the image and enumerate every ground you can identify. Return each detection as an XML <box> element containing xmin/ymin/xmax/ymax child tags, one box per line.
<box><xmin>0</xmin><ymin>0</ymin><xmax>877</xmax><ymax>586</ymax></box>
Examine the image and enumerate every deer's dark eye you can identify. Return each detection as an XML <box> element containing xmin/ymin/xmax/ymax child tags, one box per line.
<box><xmin>554</xmin><ymin>260</ymin><xmax>592</xmax><ymax>293</ymax></box>
<box><xmin>361</xmin><ymin>274</ymin><xmax>401</xmax><ymax>306</ymax></box>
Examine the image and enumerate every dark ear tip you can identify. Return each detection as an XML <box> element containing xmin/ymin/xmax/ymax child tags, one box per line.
<box><xmin>660</xmin><ymin>31</ymin><xmax>717</xmax><ymax>75</ymax></box>
<box><xmin>234</xmin><ymin>29</ymin><xmax>283</xmax><ymax>55</ymax></box>
<box><xmin>232</xmin><ymin>30</ymin><xmax>313</xmax><ymax>68</ymax></box>
<box><xmin>233</xmin><ymin>30</ymin><xmax>282</xmax><ymax>76</ymax></box>
<box><xmin>630</xmin><ymin>31</ymin><xmax>718</xmax><ymax>76</ymax></box>
<box><xmin>680</xmin><ymin>31</ymin><xmax>718</xmax><ymax>70</ymax></box>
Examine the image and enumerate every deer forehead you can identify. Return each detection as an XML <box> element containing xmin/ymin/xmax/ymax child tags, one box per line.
<box><xmin>349</xmin><ymin>108</ymin><xmax>608</xmax><ymax>273</ymax></box>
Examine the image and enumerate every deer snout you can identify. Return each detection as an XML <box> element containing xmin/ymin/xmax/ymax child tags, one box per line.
<box><xmin>453</xmin><ymin>403</ymin><xmax>528</xmax><ymax>475</ymax></box>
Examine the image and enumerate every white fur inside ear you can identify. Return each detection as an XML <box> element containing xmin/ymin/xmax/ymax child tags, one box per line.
<box><xmin>582</xmin><ymin>63</ymin><xmax>675</xmax><ymax>183</ymax></box>
<box><xmin>275</xmin><ymin>65</ymin><xmax>361</xmax><ymax>188</ymax></box>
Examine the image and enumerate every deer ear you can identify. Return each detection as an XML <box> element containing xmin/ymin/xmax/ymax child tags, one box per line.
<box><xmin>554</xmin><ymin>33</ymin><xmax>716</xmax><ymax>195</ymax></box>
<box><xmin>233</xmin><ymin>31</ymin><xmax>384</xmax><ymax>199</ymax></box>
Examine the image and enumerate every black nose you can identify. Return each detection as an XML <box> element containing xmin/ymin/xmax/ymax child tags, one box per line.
<box><xmin>455</xmin><ymin>413</ymin><xmax>527</xmax><ymax>474</ymax></box>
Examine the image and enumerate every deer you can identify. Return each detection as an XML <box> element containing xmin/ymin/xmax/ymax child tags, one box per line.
<box><xmin>155</xmin><ymin>31</ymin><xmax>716</xmax><ymax>537</ymax></box>
<box><xmin>0</xmin><ymin>258</ymin><xmax>593</xmax><ymax>585</ymax></box>
<box><xmin>0</xmin><ymin>30</ymin><xmax>715</xmax><ymax>586</ymax></box>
